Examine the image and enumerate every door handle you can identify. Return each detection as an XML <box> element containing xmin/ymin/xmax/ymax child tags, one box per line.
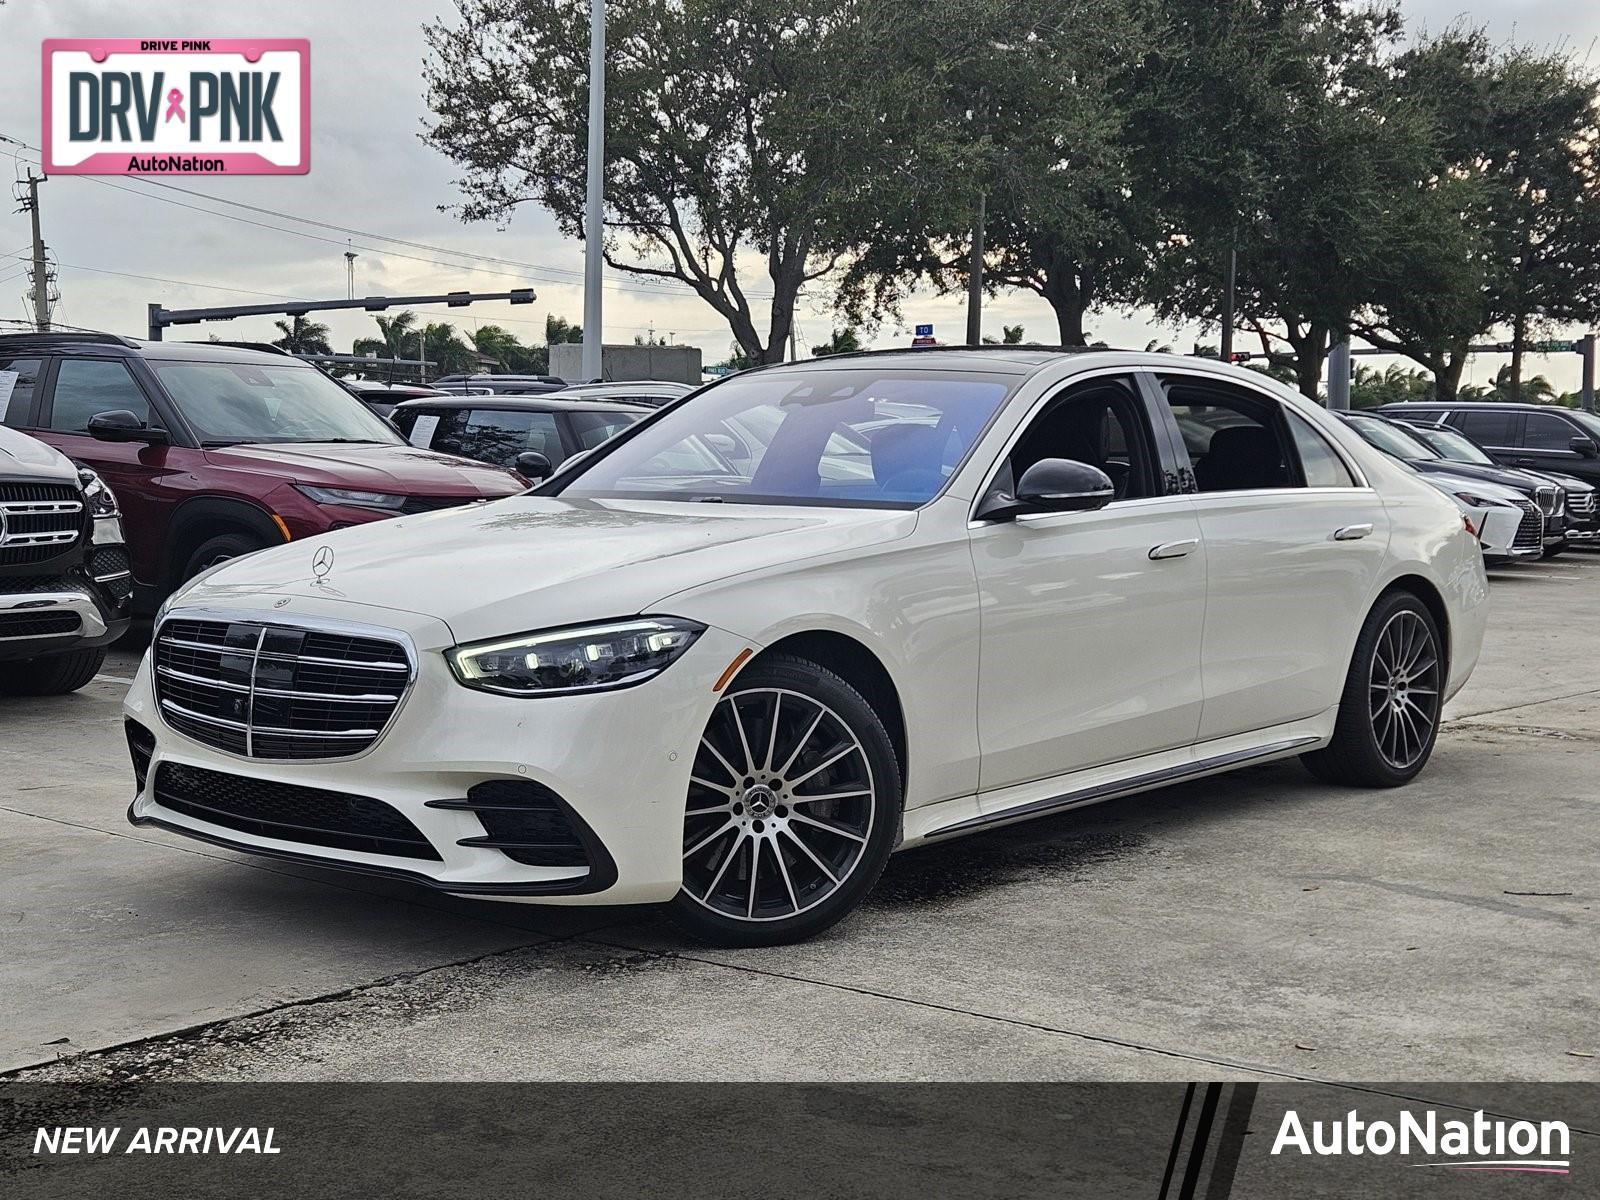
<box><xmin>1148</xmin><ymin>539</ymin><xmax>1198</xmax><ymax>560</ymax></box>
<box><xmin>1332</xmin><ymin>524</ymin><xmax>1373</xmax><ymax>541</ymax></box>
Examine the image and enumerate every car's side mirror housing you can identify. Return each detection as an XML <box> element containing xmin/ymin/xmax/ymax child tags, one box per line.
<box><xmin>1569</xmin><ymin>435</ymin><xmax>1597</xmax><ymax>459</ymax></box>
<box><xmin>514</xmin><ymin>450</ymin><xmax>554</xmax><ymax>482</ymax></box>
<box><xmin>976</xmin><ymin>458</ymin><xmax>1116</xmax><ymax>521</ymax></box>
<box><xmin>87</xmin><ymin>410</ymin><xmax>169</xmax><ymax>445</ymax></box>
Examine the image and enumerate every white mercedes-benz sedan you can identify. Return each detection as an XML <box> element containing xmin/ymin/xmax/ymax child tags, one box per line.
<box><xmin>124</xmin><ymin>350</ymin><xmax>1488</xmax><ymax>945</ymax></box>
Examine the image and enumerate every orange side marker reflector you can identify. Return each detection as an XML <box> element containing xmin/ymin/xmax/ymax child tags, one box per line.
<box><xmin>270</xmin><ymin>514</ymin><xmax>293</xmax><ymax>542</ymax></box>
<box><xmin>713</xmin><ymin>648</ymin><xmax>754</xmax><ymax>692</ymax></box>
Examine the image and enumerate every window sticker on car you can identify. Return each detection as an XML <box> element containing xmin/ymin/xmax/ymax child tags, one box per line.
<box><xmin>0</xmin><ymin>370</ymin><xmax>16</xmax><ymax>420</ymax></box>
<box><xmin>408</xmin><ymin>413</ymin><xmax>440</xmax><ymax>449</ymax></box>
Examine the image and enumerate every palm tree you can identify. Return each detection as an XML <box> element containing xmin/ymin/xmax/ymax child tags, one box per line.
<box><xmin>811</xmin><ymin>327</ymin><xmax>863</xmax><ymax>357</ymax></box>
<box><xmin>271</xmin><ymin>315</ymin><xmax>332</xmax><ymax>355</ymax></box>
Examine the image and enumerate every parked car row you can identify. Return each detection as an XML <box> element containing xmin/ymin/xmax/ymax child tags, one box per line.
<box><xmin>0</xmin><ymin>334</ymin><xmax>528</xmax><ymax>614</ymax></box>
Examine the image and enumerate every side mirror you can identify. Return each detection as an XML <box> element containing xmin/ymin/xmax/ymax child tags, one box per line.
<box><xmin>1569</xmin><ymin>435</ymin><xmax>1597</xmax><ymax>459</ymax></box>
<box><xmin>1015</xmin><ymin>458</ymin><xmax>1115</xmax><ymax>513</ymax></box>
<box><xmin>977</xmin><ymin>458</ymin><xmax>1115</xmax><ymax>521</ymax></box>
<box><xmin>87</xmin><ymin>410</ymin><xmax>169</xmax><ymax>445</ymax></box>
<box><xmin>514</xmin><ymin>450</ymin><xmax>553</xmax><ymax>482</ymax></box>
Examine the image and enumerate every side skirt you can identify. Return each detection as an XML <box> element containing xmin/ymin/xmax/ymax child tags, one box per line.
<box><xmin>911</xmin><ymin>733</ymin><xmax>1322</xmax><ymax>845</ymax></box>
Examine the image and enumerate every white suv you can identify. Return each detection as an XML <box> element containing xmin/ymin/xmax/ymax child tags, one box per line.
<box><xmin>125</xmin><ymin>351</ymin><xmax>1487</xmax><ymax>945</ymax></box>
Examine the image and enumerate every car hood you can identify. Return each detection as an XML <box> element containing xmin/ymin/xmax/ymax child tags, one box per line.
<box><xmin>1415</xmin><ymin>470</ymin><xmax>1526</xmax><ymax>504</ymax></box>
<box><xmin>0</xmin><ymin>425</ymin><xmax>75</xmax><ymax>479</ymax></box>
<box><xmin>1408</xmin><ymin>458</ymin><xmax>1542</xmax><ymax>496</ymax></box>
<box><xmin>1518</xmin><ymin>468</ymin><xmax>1592</xmax><ymax>495</ymax></box>
<box><xmin>202</xmin><ymin>441</ymin><xmax>524</xmax><ymax>497</ymax></box>
<box><xmin>179</xmin><ymin>495</ymin><xmax>917</xmax><ymax>643</ymax></box>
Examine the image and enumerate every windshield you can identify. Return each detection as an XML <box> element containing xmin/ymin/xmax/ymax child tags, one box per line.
<box><xmin>1346</xmin><ymin>415</ymin><xmax>1440</xmax><ymax>461</ymax></box>
<box><xmin>152</xmin><ymin>361</ymin><xmax>402</xmax><ymax>446</ymax></box>
<box><xmin>556</xmin><ymin>368</ymin><xmax>1014</xmax><ymax>507</ymax></box>
<box><xmin>1408</xmin><ymin>424</ymin><xmax>1495</xmax><ymax>465</ymax></box>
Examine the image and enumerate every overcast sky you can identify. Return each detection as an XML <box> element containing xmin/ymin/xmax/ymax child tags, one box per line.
<box><xmin>0</xmin><ymin>1</ymin><xmax>1594</xmax><ymax>387</ymax></box>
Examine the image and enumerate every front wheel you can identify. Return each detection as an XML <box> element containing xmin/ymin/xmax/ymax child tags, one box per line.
<box><xmin>0</xmin><ymin>647</ymin><xmax>107</xmax><ymax>696</ymax></box>
<box><xmin>665</xmin><ymin>655</ymin><xmax>901</xmax><ymax>947</ymax></box>
<box><xmin>181</xmin><ymin>532</ymin><xmax>265</xmax><ymax>582</ymax></box>
<box><xmin>1301</xmin><ymin>591</ymin><xmax>1444</xmax><ymax>787</ymax></box>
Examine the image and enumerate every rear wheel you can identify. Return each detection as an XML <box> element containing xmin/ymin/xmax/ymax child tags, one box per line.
<box><xmin>0</xmin><ymin>647</ymin><xmax>107</xmax><ymax>696</ymax></box>
<box><xmin>1301</xmin><ymin>591</ymin><xmax>1444</xmax><ymax>787</ymax></box>
<box><xmin>666</xmin><ymin>655</ymin><xmax>900</xmax><ymax>947</ymax></box>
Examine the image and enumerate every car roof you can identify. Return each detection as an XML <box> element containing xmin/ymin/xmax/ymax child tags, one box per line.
<box><xmin>389</xmin><ymin>394</ymin><xmax>651</xmax><ymax>414</ymax></box>
<box><xmin>1379</xmin><ymin>401</ymin><xmax>1571</xmax><ymax>413</ymax></box>
<box><xmin>554</xmin><ymin>380</ymin><xmax>692</xmax><ymax>392</ymax></box>
<box><xmin>0</xmin><ymin>331</ymin><xmax>324</xmax><ymax>366</ymax></box>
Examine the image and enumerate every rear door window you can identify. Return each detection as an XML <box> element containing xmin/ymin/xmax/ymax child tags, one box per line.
<box><xmin>1285</xmin><ymin>411</ymin><xmax>1358</xmax><ymax>487</ymax></box>
<box><xmin>1451</xmin><ymin>409</ymin><xmax>1516</xmax><ymax>447</ymax></box>
<box><xmin>0</xmin><ymin>356</ymin><xmax>43</xmax><ymax>427</ymax></box>
<box><xmin>47</xmin><ymin>358</ymin><xmax>151</xmax><ymax>432</ymax></box>
<box><xmin>1161</xmin><ymin>377</ymin><xmax>1296</xmax><ymax>493</ymax></box>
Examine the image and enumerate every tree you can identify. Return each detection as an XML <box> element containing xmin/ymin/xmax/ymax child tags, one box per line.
<box><xmin>271</xmin><ymin>315</ymin><xmax>332</xmax><ymax>355</ymax></box>
<box><xmin>1348</xmin><ymin>362</ymin><xmax>1435</xmax><ymax>409</ymax></box>
<box><xmin>811</xmin><ymin>327</ymin><xmax>863</xmax><ymax>357</ymax></box>
<box><xmin>469</xmin><ymin>324</ymin><xmax>534</xmax><ymax>372</ymax></box>
<box><xmin>1353</xmin><ymin>29</ymin><xmax>1600</xmax><ymax>402</ymax></box>
<box><xmin>353</xmin><ymin>311</ymin><xmax>420</xmax><ymax>360</ymax></box>
<box><xmin>424</xmin><ymin>0</ymin><xmax>887</xmax><ymax>364</ymax></box>
<box><xmin>982</xmin><ymin>324</ymin><xmax>1026</xmax><ymax>346</ymax></box>
<box><xmin>1143</xmin><ymin>1</ymin><xmax>1432</xmax><ymax>399</ymax></box>
<box><xmin>839</xmin><ymin>0</ymin><xmax>1154</xmax><ymax>346</ymax></box>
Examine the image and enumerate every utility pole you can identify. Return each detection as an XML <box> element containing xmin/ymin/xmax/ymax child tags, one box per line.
<box><xmin>581</xmin><ymin>0</ymin><xmax>605</xmax><ymax>381</ymax></box>
<box><xmin>1219</xmin><ymin>243</ymin><xmax>1237</xmax><ymax>361</ymax></box>
<box><xmin>1582</xmin><ymin>333</ymin><xmax>1596</xmax><ymax>413</ymax></box>
<box><xmin>965</xmin><ymin>192</ymin><xmax>986</xmax><ymax>346</ymax></box>
<box><xmin>21</xmin><ymin>172</ymin><xmax>51</xmax><ymax>331</ymax></box>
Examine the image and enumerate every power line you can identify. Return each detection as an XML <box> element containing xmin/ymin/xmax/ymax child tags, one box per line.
<box><xmin>0</xmin><ymin>129</ymin><xmax>771</xmax><ymax>302</ymax></box>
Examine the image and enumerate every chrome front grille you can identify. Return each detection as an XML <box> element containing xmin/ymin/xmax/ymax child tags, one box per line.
<box><xmin>153</xmin><ymin>616</ymin><xmax>413</xmax><ymax>760</ymax></box>
<box><xmin>1568</xmin><ymin>491</ymin><xmax>1596</xmax><ymax>517</ymax></box>
<box><xmin>1511</xmin><ymin>498</ymin><xmax>1544</xmax><ymax>550</ymax></box>
<box><xmin>1534</xmin><ymin>485</ymin><xmax>1560</xmax><ymax>517</ymax></box>
<box><xmin>0</xmin><ymin>482</ymin><xmax>83</xmax><ymax>565</ymax></box>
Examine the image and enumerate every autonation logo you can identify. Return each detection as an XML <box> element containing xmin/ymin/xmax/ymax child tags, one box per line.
<box><xmin>1273</xmin><ymin>1107</ymin><xmax>1571</xmax><ymax>1175</ymax></box>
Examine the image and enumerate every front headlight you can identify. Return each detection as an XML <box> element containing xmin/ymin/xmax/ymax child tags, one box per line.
<box><xmin>296</xmin><ymin>485</ymin><xmax>407</xmax><ymax>511</ymax></box>
<box><xmin>1454</xmin><ymin>492</ymin><xmax>1512</xmax><ymax>509</ymax></box>
<box><xmin>77</xmin><ymin>466</ymin><xmax>120</xmax><ymax>518</ymax></box>
<box><xmin>447</xmin><ymin>617</ymin><xmax>705</xmax><ymax>697</ymax></box>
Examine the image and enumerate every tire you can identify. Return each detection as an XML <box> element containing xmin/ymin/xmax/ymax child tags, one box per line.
<box><xmin>665</xmin><ymin>654</ymin><xmax>902</xmax><ymax>947</ymax></box>
<box><xmin>0</xmin><ymin>647</ymin><xmax>107</xmax><ymax>696</ymax></box>
<box><xmin>1301</xmin><ymin>590</ymin><xmax>1444</xmax><ymax>788</ymax></box>
<box><xmin>181</xmin><ymin>532</ymin><xmax>264</xmax><ymax>582</ymax></box>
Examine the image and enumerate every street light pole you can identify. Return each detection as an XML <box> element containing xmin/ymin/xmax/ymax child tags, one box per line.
<box><xmin>581</xmin><ymin>0</ymin><xmax>605</xmax><ymax>382</ymax></box>
<box><xmin>1220</xmin><ymin>243</ymin><xmax>1236</xmax><ymax>361</ymax></box>
<box><xmin>965</xmin><ymin>191</ymin><xmax>986</xmax><ymax>346</ymax></box>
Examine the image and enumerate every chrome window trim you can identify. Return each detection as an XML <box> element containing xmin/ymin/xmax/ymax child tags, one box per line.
<box><xmin>154</xmin><ymin>606</ymin><xmax>419</xmax><ymax>765</ymax></box>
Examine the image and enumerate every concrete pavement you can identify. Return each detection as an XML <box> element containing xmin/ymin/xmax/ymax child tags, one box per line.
<box><xmin>3</xmin><ymin>554</ymin><xmax>1597</xmax><ymax>1082</ymax></box>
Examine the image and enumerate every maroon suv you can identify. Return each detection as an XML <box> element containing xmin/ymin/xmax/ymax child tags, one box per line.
<box><xmin>0</xmin><ymin>334</ymin><xmax>525</xmax><ymax>610</ymax></box>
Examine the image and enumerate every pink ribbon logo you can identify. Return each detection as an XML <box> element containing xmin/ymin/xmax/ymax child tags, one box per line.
<box><xmin>164</xmin><ymin>88</ymin><xmax>185</xmax><ymax>123</ymax></box>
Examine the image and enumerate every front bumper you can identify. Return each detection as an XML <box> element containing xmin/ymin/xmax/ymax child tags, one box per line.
<box><xmin>123</xmin><ymin>600</ymin><xmax>755</xmax><ymax>905</ymax></box>
<box><xmin>0</xmin><ymin>516</ymin><xmax>132</xmax><ymax>659</ymax></box>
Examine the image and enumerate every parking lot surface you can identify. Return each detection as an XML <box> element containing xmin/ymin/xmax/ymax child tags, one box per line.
<box><xmin>3</xmin><ymin>555</ymin><xmax>1597</xmax><ymax>1083</ymax></box>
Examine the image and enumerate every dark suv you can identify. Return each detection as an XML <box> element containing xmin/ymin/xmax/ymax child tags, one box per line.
<box><xmin>1375</xmin><ymin>402</ymin><xmax>1600</xmax><ymax>488</ymax></box>
<box><xmin>0</xmin><ymin>334</ymin><xmax>526</xmax><ymax>610</ymax></box>
<box><xmin>0</xmin><ymin>424</ymin><xmax>131</xmax><ymax>693</ymax></box>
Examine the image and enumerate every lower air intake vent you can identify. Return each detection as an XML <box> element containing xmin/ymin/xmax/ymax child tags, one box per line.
<box><xmin>432</xmin><ymin>779</ymin><xmax>591</xmax><ymax>867</ymax></box>
<box><xmin>153</xmin><ymin>761</ymin><xmax>441</xmax><ymax>861</ymax></box>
